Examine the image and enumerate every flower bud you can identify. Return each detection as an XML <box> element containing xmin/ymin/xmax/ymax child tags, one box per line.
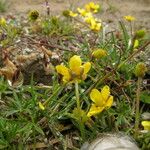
<box><xmin>134</xmin><ymin>62</ymin><xmax>147</xmax><ymax>78</ymax></box>
<box><xmin>38</xmin><ymin>102</ymin><xmax>45</xmax><ymax>110</ymax></box>
<box><xmin>135</xmin><ymin>29</ymin><xmax>146</xmax><ymax>39</ymax></box>
<box><xmin>62</xmin><ymin>10</ymin><xmax>70</xmax><ymax>17</ymax></box>
<box><xmin>133</xmin><ymin>39</ymin><xmax>139</xmax><ymax>48</ymax></box>
<box><xmin>28</xmin><ymin>10</ymin><xmax>39</xmax><ymax>21</ymax></box>
<box><xmin>92</xmin><ymin>49</ymin><xmax>107</xmax><ymax>59</ymax></box>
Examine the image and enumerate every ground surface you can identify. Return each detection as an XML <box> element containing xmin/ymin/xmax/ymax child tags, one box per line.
<box><xmin>2</xmin><ymin>0</ymin><xmax>150</xmax><ymax>29</ymax></box>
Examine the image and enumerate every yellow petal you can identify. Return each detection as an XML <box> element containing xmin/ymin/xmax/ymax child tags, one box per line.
<box><xmin>141</xmin><ymin>121</ymin><xmax>150</xmax><ymax>131</ymax></box>
<box><xmin>124</xmin><ymin>15</ymin><xmax>136</xmax><ymax>22</ymax></box>
<box><xmin>95</xmin><ymin>23</ymin><xmax>101</xmax><ymax>31</ymax></box>
<box><xmin>105</xmin><ymin>96</ymin><xmax>113</xmax><ymax>109</ymax></box>
<box><xmin>69</xmin><ymin>55</ymin><xmax>82</xmax><ymax>75</ymax></box>
<box><xmin>56</xmin><ymin>65</ymin><xmax>71</xmax><ymax>82</ymax></box>
<box><xmin>87</xmin><ymin>104</ymin><xmax>104</xmax><ymax>117</ymax></box>
<box><xmin>101</xmin><ymin>85</ymin><xmax>110</xmax><ymax>101</ymax></box>
<box><xmin>134</xmin><ymin>39</ymin><xmax>139</xmax><ymax>48</ymax></box>
<box><xmin>90</xmin><ymin>89</ymin><xmax>104</xmax><ymax>106</ymax></box>
<box><xmin>77</xmin><ymin>8</ymin><xmax>87</xmax><ymax>16</ymax></box>
<box><xmin>69</xmin><ymin>11</ymin><xmax>78</xmax><ymax>17</ymax></box>
<box><xmin>39</xmin><ymin>102</ymin><xmax>45</xmax><ymax>110</ymax></box>
<box><xmin>90</xmin><ymin>18</ymin><xmax>96</xmax><ymax>29</ymax></box>
<box><xmin>82</xmin><ymin>62</ymin><xmax>91</xmax><ymax>74</ymax></box>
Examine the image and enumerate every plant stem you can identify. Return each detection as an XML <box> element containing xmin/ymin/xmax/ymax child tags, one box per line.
<box><xmin>134</xmin><ymin>77</ymin><xmax>142</xmax><ymax>138</ymax></box>
<box><xmin>75</xmin><ymin>81</ymin><xmax>85</xmax><ymax>141</ymax></box>
<box><xmin>75</xmin><ymin>81</ymin><xmax>80</xmax><ymax>110</ymax></box>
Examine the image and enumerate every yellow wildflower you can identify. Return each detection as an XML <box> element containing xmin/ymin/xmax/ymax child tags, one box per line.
<box><xmin>141</xmin><ymin>121</ymin><xmax>150</xmax><ymax>131</ymax></box>
<box><xmin>124</xmin><ymin>15</ymin><xmax>136</xmax><ymax>22</ymax></box>
<box><xmin>38</xmin><ymin>102</ymin><xmax>45</xmax><ymax>110</ymax></box>
<box><xmin>87</xmin><ymin>85</ymin><xmax>113</xmax><ymax>117</ymax></box>
<box><xmin>85</xmin><ymin>2</ymin><xmax>100</xmax><ymax>13</ymax></box>
<box><xmin>0</xmin><ymin>17</ymin><xmax>6</xmax><ymax>26</ymax></box>
<box><xmin>90</xmin><ymin>18</ymin><xmax>102</xmax><ymax>32</ymax></box>
<box><xmin>84</xmin><ymin>13</ymin><xmax>94</xmax><ymax>24</ymax></box>
<box><xmin>56</xmin><ymin>55</ymin><xmax>91</xmax><ymax>83</ymax></box>
<box><xmin>77</xmin><ymin>8</ymin><xmax>88</xmax><ymax>17</ymax></box>
<box><xmin>69</xmin><ymin>11</ymin><xmax>78</xmax><ymax>17</ymax></box>
<box><xmin>92</xmin><ymin>49</ymin><xmax>107</xmax><ymax>59</ymax></box>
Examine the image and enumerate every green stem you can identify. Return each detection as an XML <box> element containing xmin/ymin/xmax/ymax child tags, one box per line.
<box><xmin>75</xmin><ymin>81</ymin><xmax>85</xmax><ymax>141</ymax></box>
<box><xmin>43</xmin><ymin>86</ymin><xmax>63</xmax><ymax>106</ymax></box>
<box><xmin>134</xmin><ymin>77</ymin><xmax>142</xmax><ymax>138</ymax></box>
<box><xmin>130</xmin><ymin>22</ymin><xmax>133</xmax><ymax>37</ymax></box>
<box><xmin>75</xmin><ymin>81</ymin><xmax>80</xmax><ymax>110</ymax></box>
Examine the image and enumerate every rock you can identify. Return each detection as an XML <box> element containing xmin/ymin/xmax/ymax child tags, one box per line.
<box><xmin>81</xmin><ymin>133</ymin><xmax>139</xmax><ymax>150</ymax></box>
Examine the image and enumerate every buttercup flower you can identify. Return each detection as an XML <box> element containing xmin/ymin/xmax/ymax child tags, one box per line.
<box><xmin>56</xmin><ymin>55</ymin><xmax>91</xmax><ymax>83</ymax></box>
<box><xmin>84</xmin><ymin>13</ymin><xmax>94</xmax><ymax>23</ymax></box>
<box><xmin>87</xmin><ymin>85</ymin><xmax>113</xmax><ymax>117</ymax></box>
<box><xmin>141</xmin><ymin>121</ymin><xmax>150</xmax><ymax>131</ymax></box>
<box><xmin>69</xmin><ymin>11</ymin><xmax>78</xmax><ymax>17</ymax></box>
<box><xmin>85</xmin><ymin>2</ymin><xmax>100</xmax><ymax>13</ymax></box>
<box><xmin>77</xmin><ymin>8</ymin><xmax>88</xmax><ymax>17</ymax></box>
<box><xmin>124</xmin><ymin>15</ymin><xmax>136</xmax><ymax>22</ymax></box>
<box><xmin>0</xmin><ymin>17</ymin><xmax>6</xmax><ymax>26</ymax></box>
<box><xmin>89</xmin><ymin>18</ymin><xmax>102</xmax><ymax>31</ymax></box>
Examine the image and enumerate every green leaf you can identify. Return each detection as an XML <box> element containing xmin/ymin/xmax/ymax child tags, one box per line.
<box><xmin>33</xmin><ymin>124</ymin><xmax>44</xmax><ymax>136</ymax></box>
<box><xmin>0</xmin><ymin>139</ymin><xmax>9</xmax><ymax>149</ymax></box>
<box><xmin>140</xmin><ymin>91</ymin><xmax>150</xmax><ymax>104</ymax></box>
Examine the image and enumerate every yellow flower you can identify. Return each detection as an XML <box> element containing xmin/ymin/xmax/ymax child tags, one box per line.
<box><xmin>141</xmin><ymin>121</ymin><xmax>150</xmax><ymax>131</ymax></box>
<box><xmin>0</xmin><ymin>17</ymin><xmax>6</xmax><ymax>26</ymax></box>
<box><xmin>69</xmin><ymin>11</ymin><xmax>78</xmax><ymax>17</ymax></box>
<box><xmin>124</xmin><ymin>15</ymin><xmax>136</xmax><ymax>22</ymax></box>
<box><xmin>85</xmin><ymin>2</ymin><xmax>100</xmax><ymax>13</ymax></box>
<box><xmin>77</xmin><ymin>8</ymin><xmax>88</xmax><ymax>17</ymax></box>
<box><xmin>90</xmin><ymin>18</ymin><xmax>102</xmax><ymax>32</ymax></box>
<box><xmin>56</xmin><ymin>55</ymin><xmax>91</xmax><ymax>83</ymax></box>
<box><xmin>92</xmin><ymin>49</ymin><xmax>107</xmax><ymax>59</ymax></box>
<box><xmin>87</xmin><ymin>85</ymin><xmax>113</xmax><ymax>117</ymax></box>
<box><xmin>84</xmin><ymin>13</ymin><xmax>94</xmax><ymax>23</ymax></box>
<box><xmin>38</xmin><ymin>102</ymin><xmax>45</xmax><ymax>110</ymax></box>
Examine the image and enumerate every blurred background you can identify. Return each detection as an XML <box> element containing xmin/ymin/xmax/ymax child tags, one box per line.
<box><xmin>0</xmin><ymin>0</ymin><xmax>149</xmax><ymax>29</ymax></box>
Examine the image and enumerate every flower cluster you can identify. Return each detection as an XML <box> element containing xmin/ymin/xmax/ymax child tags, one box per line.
<box><xmin>55</xmin><ymin>55</ymin><xmax>113</xmax><ymax>117</ymax></box>
<box><xmin>68</xmin><ymin>2</ymin><xmax>102</xmax><ymax>32</ymax></box>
